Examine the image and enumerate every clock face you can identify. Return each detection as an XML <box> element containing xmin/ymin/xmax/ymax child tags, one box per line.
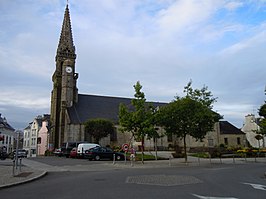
<box><xmin>66</xmin><ymin>66</ymin><xmax>72</xmax><ymax>73</ymax></box>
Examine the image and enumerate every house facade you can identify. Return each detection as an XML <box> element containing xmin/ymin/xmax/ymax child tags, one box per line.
<box><xmin>241</xmin><ymin>114</ymin><xmax>266</xmax><ymax>148</ymax></box>
<box><xmin>23</xmin><ymin>114</ymin><xmax>50</xmax><ymax>156</ymax></box>
<box><xmin>184</xmin><ymin>121</ymin><xmax>246</xmax><ymax>148</ymax></box>
<box><xmin>0</xmin><ymin>113</ymin><xmax>16</xmax><ymax>154</ymax></box>
<box><xmin>37</xmin><ymin>115</ymin><xmax>50</xmax><ymax>155</ymax></box>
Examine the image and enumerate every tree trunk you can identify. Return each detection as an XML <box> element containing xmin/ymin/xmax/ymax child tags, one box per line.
<box><xmin>183</xmin><ymin>135</ymin><xmax>187</xmax><ymax>163</ymax></box>
<box><xmin>155</xmin><ymin>137</ymin><xmax>158</xmax><ymax>161</ymax></box>
<box><xmin>141</xmin><ymin>136</ymin><xmax>144</xmax><ymax>164</ymax></box>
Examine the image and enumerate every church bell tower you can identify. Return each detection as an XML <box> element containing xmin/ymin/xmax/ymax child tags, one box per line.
<box><xmin>50</xmin><ymin>3</ymin><xmax>78</xmax><ymax>149</ymax></box>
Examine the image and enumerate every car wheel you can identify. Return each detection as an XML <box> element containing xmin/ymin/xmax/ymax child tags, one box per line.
<box><xmin>116</xmin><ymin>155</ymin><xmax>121</xmax><ymax>160</ymax></box>
<box><xmin>95</xmin><ymin>155</ymin><xmax>100</xmax><ymax>161</ymax></box>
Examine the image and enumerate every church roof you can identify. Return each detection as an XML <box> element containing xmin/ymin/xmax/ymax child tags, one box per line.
<box><xmin>219</xmin><ymin>121</ymin><xmax>244</xmax><ymax>135</ymax></box>
<box><xmin>67</xmin><ymin>94</ymin><xmax>167</xmax><ymax>124</ymax></box>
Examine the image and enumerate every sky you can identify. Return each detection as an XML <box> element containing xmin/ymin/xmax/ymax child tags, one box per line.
<box><xmin>0</xmin><ymin>0</ymin><xmax>265</xmax><ymax>130</ymax></box>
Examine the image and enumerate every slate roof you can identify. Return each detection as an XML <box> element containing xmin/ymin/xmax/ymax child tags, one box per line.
<box><xmin>68</xmin><ymin>94</ymin><xmax>167</xmax><ymax>124</ymax></box>
<box><xmin>0</xmin><ymin>114</ymin><xmax>15</xmax><ymax>131</ymax></box>
<box><xmin>219</xmin><ymin>121</ymin><xmax>244</xmax><ymax>135</ymax></box>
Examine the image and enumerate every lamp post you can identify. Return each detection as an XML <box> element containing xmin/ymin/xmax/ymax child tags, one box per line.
<box><xmin>15</xmin><ymin>130</ymin><xmax>19</xmax><ymax>169</ymax></box>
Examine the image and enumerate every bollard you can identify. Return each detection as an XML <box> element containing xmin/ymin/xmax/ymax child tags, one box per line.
<box><xmin>124</xmin><ymin>152</ymin><xmax>127</xmax><ymax>165</ymax></box>
<box><xmin>113</xmin><ymin>154</ymin><xmax>115</xmax><ymax>165</ymax></box>
<box><xmin>169</xmin><ymin>156</ymin><xmax>172</xmax><ymax>166</ymax></box>
<box><xmin>19</xmin><ymin>158</ymin><xmax>22</xmax><ymax>172</ymax></box>
<box><xmin>12</xmin><ymin>159</ymin><xmax>15</xmax><ymax>176</ymax></box>
<box><xmin>130</xmin><ymin>155</ymin><xmax>134</xmax><ymax>167</ymax></box>
<box><xmin>198</xmin><ymin>156</ymin><xmax>200</xmax><ymax>166</ymax></box>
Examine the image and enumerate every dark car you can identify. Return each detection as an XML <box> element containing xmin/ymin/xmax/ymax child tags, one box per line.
<box><xmin>0</xmin><ymin>147</ymin><xmax>8</xmax><ymax>160</ymax></box>
<box><xmin>84</xmin><ymin>146</ymin><xmax>125</xmax><ymax>161</ymax></box>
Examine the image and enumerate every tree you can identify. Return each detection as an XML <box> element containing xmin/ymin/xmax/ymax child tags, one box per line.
<box><xmin>183</xmin><ymin>80</ymin><xmax>217</xmax><ymax>108</ymax></box>
<box><xmin>84</xmin><ymin>118</ymin><xmax>115</xmax><ymax>144</ymax></box>
<box><xmin>257</xmin><ymin>90</ymin><xmax>266</xmax><ymax>147</ymax></box>
<box><xmin>259</xmin><ymin>104</ymin><xmax>266</xmax><ymax>118</ymax></box>
<box><xmin>119</xmin><ymin>81</ymin><xmax>156</xmax><ymax>163</ymax></box>
<box><xmin>258</xmin><ymin>104</ymin><xmax>266</xmax><ymax>136</ymax></box>
<box><xmin>255</xmin><ymin>134</ymin><xmax>263</xmax><ymax>150</ymax></box>
<box><xmin>158</xmin><ymin>81</ymin><xmax>221</xmax><ymax>162</ymax></box>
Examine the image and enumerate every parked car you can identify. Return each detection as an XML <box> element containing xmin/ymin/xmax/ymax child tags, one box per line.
<box><xmin>0</xmin><ymin>146</ymin><xmax>8</xmax><ymax>160</ymax></box>
<box><xmin>0</xmin><ymin>152</ymin><xmax>8</xmax><ymax>160</ymax></box>
<box><xmin>69</xmin><ymin>147</ymin><xmax>77</xmax><ymax>158</ymax></box>
<box><xmin>77</xmin><ymin>143</ymin><xmax>100</xmax><ymax>158</ymax></box>
<box><xmin>61</xmin><ymin>141</ymin><xmax>87</xmax><ymax>158</ymax></box>
<box><xmin>84</xmin><ymin>146</ymin><xmax>125</xmax><ymax>161</ymax></box>
<box><xmin>53</xmin><ymin>148</ymin><xmax>63</xmax><ymax>157</ymax></box>
<box><xmin>12</xmin><ymin>149</ymin><xmax>27</xmax><ymax>159</ymax></box>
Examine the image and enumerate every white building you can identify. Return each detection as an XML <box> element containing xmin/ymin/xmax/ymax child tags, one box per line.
<box><xmin>23</xmin><ymin>114</ymin><xmax>50</xmax><ymax>157</ymax></box>
<box><xmin>0</xmin><ymin>113</ymin><xmax>16</xmax><ymax>154</ymax></box>
<box><xmin>23</xmin><ymin>116</ymin><xmax>42</xmax><ymax>157</ymax></box>
<box><xmin>242</xmin><ymin>114</ymin><xmax>266</xmax><ymax>148</ymax></box>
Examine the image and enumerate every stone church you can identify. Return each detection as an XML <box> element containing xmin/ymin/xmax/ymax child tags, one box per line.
<box><xmin>50</xmin><ymin>4</ymin><xmax>166</xmax><ymax>149</ymax></box>
<box><xmin>50</xmin><ymin>3</ymin><xmax>246</xmax><ymax>150</ymax></box>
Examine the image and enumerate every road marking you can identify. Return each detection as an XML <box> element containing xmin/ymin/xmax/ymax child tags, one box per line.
<box><xmin>192</xmin><ymin>194</ymin><xmax>238</xmax><ymax>199</ymax></box>
<box><xmin>243</xmin><ymin>182</ymin><xmax>266</xmax><ymax>191</ymax></box>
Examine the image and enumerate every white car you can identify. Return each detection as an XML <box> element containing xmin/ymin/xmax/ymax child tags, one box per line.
<box><xmin>77</xmin><ymin>143</ymin><xmax>100</xmax><ymax>158</ymax></box>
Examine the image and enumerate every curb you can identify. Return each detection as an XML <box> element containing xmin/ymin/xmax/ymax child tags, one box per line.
<box><xmin>0</xmin><ymin>171</ymin><xmax>48</xmax><ymax>189</ymax></box>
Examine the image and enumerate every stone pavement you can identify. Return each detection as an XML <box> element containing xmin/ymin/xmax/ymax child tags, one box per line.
<box><xmin>0</xmin><ymin>159</ymin><xmax>46</xmax><ymax>189</ymax></box>
<box><xmin>0</xmin><ymin>153</ymin><xmax>265</xmax><ymax>189</ymax></box>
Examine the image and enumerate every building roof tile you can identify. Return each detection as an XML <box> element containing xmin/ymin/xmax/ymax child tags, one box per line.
<box><xmin>219</xmin><ymin>121</ymin><xmax>244</xmax><ymax>135</ymax></box>
<box><xmin>67</xmin><ymin>94</ymin><xmax>167</xmax><ymax>124</ymax></box>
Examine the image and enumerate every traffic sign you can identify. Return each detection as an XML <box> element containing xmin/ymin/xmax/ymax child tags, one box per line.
<box><xmin>122</xmin><ymin>143</ymin><xmax>129</xmax><ymax>152</ymax></box>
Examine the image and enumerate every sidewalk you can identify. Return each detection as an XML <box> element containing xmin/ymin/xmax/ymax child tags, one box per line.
<box><xmin>0</xmin><ymin>159</ymin><xmax>47</xmax><ymax>189</ymax></box>
<box><xmin>0</xmin><ymin>154</ymin><xmax>265</xmax><ymax>189</ymax></box>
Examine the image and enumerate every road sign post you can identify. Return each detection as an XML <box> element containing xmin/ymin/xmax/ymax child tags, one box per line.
<box><xmin>122</xmin><ymin>144</ymin><xmax>129</xmax><ymax>164</ymax></box>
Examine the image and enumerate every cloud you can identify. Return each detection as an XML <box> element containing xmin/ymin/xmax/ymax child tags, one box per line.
<box><xmin>0</xmin><ymin>87</ymin><xmax>50</xmax><ymax>109</ymax></box>
<box><xmin>0</xmin><ymin>0</ymin><xmax>266</xmax><ymax>130</ymax></box>
<box><xmin>224</xmin><ymin>1</ymin><xmax>244</xmax><ymax>11</ymax></box>
<box><xmin>156</xmin><ymin>0</ymin><xmax>218</xmax><ymax>33</ymax></box>
<box><xmin>220</xmin><ymin>23</ymin><xmax>266</xmax><ymax>55</ymax></box>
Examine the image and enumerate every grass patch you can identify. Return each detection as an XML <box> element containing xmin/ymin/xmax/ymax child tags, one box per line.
<box><xmin>126</xmin><ymin>153</ymin><xmax>167</xmax><ymax>161</ymax></box>
<box><xmin>190</xmin><ymin>152</ymin><xmax>209</xmax><ymax>158</ymax></box>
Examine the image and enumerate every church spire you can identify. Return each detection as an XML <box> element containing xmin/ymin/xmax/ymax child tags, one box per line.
<box><xmin>56</xmin><ymin>3</ymin><xmax>76</xmax><ymax>61</ymax></box>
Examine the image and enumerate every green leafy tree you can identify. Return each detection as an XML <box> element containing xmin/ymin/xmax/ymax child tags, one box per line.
<box><xmin>119</xmin><ymin>81</ymin><xmax>156</xmax><ymax>163</ymax></box>
<box><xmin>84</xmin><ymin>118</ymin><xmax>115</xmax><ymax>144</ymax></box>
<box><xmin>183</xmin><ymin>80</ymin><xmax>217</xmax><ymax>108</ymax></box>
<box><xmin>158</xmin><ymin>81</ymin><xmax>221</xmax><ymax>162</ymax></box>
<box><xmin>259</xmin><ymin>104</ymin><xmax>266</xmax><ymax>117</ymax></box>
<box><xmin>258</xmin><ymin>104</ymin><xmax>266</xmax><ymax>136</ymax></box>
<box><xmin>257</xmin><ymin>90</ymin><xmax>266</xmax><ymax>146</ymax></box>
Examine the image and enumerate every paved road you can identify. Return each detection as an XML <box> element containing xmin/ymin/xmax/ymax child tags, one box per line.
<box><xmin>0</xmin><ymin>156</ymin><xmax>266</xmax><ymax>199</ymax></box>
